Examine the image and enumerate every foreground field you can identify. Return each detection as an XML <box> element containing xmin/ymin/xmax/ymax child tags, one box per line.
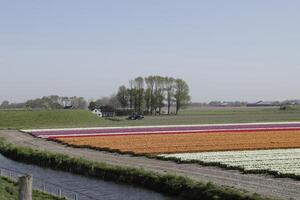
<box><xmin>1</xmin><ymin>130</ymin><xmax>300</xmax><ymax>199</ymax></box>
<box><xmin>2</xmin><ymin>106</ymin><xmax>300</xmax><ymax>129</ymax></box>
<box><xmin>160</xmin><ymin>148</ymin><xmax>300</xmax><ymax>176</ymax></box>
<box><xmin>24</xmin><ymin>122</ymin><xmax>300</xmax><ymax>179</ymax></box>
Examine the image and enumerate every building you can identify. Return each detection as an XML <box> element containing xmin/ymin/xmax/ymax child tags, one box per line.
<box><xmin>246</xmin><ymin>101</ymin><xmax>279</xmax><ymax>107</ymax></box>
<box><xmin>92</xmin><ymin>109</ymin><xmax>102</xmax><ymax>117</ymax></box>
<box><xmin>91</xmin><ymin>106</ymin><xmax>115</xmax><ymax>117</ymax></box>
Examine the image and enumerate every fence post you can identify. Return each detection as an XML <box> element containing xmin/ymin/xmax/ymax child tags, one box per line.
<box><xmin>75</xmin><ymin>193</ymin><xmax>78</xmax><ymax>200</ymax></box>
<box><xmin>58</xmin><ymin>188</ymin><xmax>62</xmax><ymax>197</ymax></box>
<box><xmin>18</xmin><ymin>174</ymin><xmax>32</xmax><ymax>200</ymax></box>
<box><xmin>0</xmin><ymin>169</ymin><xmax>2</xmax><ymax>176</ymax></box>
<box><xmin>42</xmin><ymin>183</ymin><xmax>46</xmax><ymax>192</ymax></box>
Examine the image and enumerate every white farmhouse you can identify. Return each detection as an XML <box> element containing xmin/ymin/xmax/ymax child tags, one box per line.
<box><xmin>92</xmin><ymin>109</ymin><xmax>102</xmax><ymax>117</ymax></box>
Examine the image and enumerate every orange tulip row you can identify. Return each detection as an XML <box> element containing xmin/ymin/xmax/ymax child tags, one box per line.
<box><xmin>58</xmin><ymin>130</ymin><xmax>300</xmax><ymax>154</ymax></box>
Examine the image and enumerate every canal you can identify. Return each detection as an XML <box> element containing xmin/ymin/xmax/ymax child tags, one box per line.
<box><xmin>0</xmin><ymin>154</ymin><xmax>177</xmax><ymax>200</ymax></box>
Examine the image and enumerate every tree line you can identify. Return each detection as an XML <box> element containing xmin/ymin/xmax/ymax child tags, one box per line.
<box><xmin>116</xmin><ymin>76</ymin><xmax>190</xmax><ymax>115</ymax></box>
<box><xmin>0</xmin><ymin>95</ymin><xmax>87</xmax><ymax>109</ymax></box>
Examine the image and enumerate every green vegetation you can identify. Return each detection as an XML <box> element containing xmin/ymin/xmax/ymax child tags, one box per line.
<box><xmin>0</xmin><ymin>95</ymin><xmax>87</xmax><ymax>110</ymax></box>
<box><xmin>0</xmin><ymin>138</ymin><xmax>272</xmax><ymax>200</ymax></box>
<box><xmin>1</xmin><ymin>106</ymin><xmax>300</xmax><ymax>129</ymax></box>
<box><xmin>0</xmin><ymin>176</ymin><xmax>65</xmax><ymax>200</ymax></box>
<box><xmin>116</xmin><ymin>75</ymin><xmax>190</xmax><ymax>115</ymax></box>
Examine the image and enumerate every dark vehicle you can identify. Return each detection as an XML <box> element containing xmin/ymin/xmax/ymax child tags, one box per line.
<box><xmin>127</xmin><ymin>113</ymin><xmax>144</xmax><ymax>120</ymax></box>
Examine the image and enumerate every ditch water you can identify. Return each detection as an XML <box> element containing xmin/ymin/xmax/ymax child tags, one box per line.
<box><xmin>0</xmin><ymin>154</ymin><xmax>176</xmax><ymax>200</ymax></box>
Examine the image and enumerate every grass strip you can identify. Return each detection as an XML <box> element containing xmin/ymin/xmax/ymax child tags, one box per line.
<box><xmin>0</xmin><ymin>176</ymin><xmax>65</xmax><ymax>200</ymax></box>
<box><xmin>0</xmin><ymin>138</ymin><xmax>274</xmax><ymax>200</ymax></box>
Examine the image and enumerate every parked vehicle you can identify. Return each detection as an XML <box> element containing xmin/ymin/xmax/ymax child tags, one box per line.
<box><xmin>127</xmin><ymin>113</ymin><xmax>144</xmax><ymax>120</ymax></box>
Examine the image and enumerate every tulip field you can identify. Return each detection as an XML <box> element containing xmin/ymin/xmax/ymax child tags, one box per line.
<box><xmin>23</xmin><ymin>122</ymin><xmax>300</xmax><ymax>177</ymax></box>
<box><xmin>159</xmin><ymin>148</ymin><xmax>300</xmax><ymax>176</ymax></box>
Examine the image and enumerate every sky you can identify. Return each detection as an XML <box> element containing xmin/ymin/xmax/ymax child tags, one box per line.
<box><xmin>1</xmin><ymin>0</ymin><xmax>300</xmax><ymax>103</ymax></box>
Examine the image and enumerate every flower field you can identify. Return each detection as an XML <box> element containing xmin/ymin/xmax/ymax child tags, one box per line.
<box><xmin>24</xmin><ymin>122</ymin><xmax>300</xmax><ymax>138</ymax></box>
<box><xmin>23</xmin><ymin>122</ymin><xmax>300</xmax><ymax>177</ymax></box>
<box><xmin>54</xmin><ymin>130</ymin><xmax>300</xmax><ymax>154</ymax></box>
<box><xmin>159</xmin><ymin>148</ymin><xmax>300</xmax><ymax>176</ymax></box>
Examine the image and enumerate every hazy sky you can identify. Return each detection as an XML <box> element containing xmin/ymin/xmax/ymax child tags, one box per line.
<box><xmin>1</xmin><ymin>0</ymin><xmax>300</xmax><ymax>103</ymax></box>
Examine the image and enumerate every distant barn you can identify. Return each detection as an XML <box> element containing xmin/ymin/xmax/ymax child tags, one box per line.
<box><xmin>92</xmin><ymin>109</ymin><xmax>102</xmax><ymax>117</ymax></box>
<box><xmin>100</xmin><ymin>106</ymin><xmax>115</xmax><ymax>117</ymax></box>
<box><xmin>247</xmin><ymin>101</ymin><xmax>279</xmax><ymax>107</ymax></box>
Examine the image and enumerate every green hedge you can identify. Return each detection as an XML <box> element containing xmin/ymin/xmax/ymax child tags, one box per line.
<box><xmin>0</xmin><ymin>138</ymin><xmax>273</xmax><ymax>200</ymax></box>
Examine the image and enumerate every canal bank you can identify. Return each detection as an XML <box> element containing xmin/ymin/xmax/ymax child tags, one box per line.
<box><xmin>0</xmin><ymin>135</ymin><xmax>274</xmax><ymax>200</ymax></box>
<box><xmin>0</xmin><ymin>154</ymin><xmax>175</xmax><ymax>200</ymax></box>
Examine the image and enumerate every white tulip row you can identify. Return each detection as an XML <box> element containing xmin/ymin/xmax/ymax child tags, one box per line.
<box><xmin>159</xmin><ymin>148</ymin><xmax>300</xmax><ymax>176</ymax></box>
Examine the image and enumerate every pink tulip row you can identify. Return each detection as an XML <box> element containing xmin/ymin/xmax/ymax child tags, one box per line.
<box><xmin>23</xmin><ymin>122</ymin><xmax>300</xmax><ymax>139</ymax></box>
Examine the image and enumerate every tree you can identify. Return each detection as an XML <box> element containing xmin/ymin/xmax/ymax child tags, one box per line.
<box><xmin>0</xmin><ymin>100</ymin><xmax>9</xmax><ymax>108</ymax></box>
<box><xmin>165</xmin><ymin>77</ymin><xmax>175</xmax><ymax>114</ymax></box>
<box><xmin>144</xmin><ymin>88</ymin><xmax>151</xmax><ymax>113</ymax></box>
<box><xmin>154</xmin><ymin>76</ymin><xmax>165</xmax><ymax>115</ymax></box>
<box><xmin>117</xmin><ymin>85</ymin><xmax>129</xmax><ymax>109</ymax></box>
<box><xmin>174</xmin><ymin>79</ymin><xmax>191</xmax><ymax>114</ymax></box>
<box><xmin>95</xmin><ymin>97</ymin><xmax>110</xmax><ymax>106</ymax></box>
<box><xmin>88</xmin><ymin>101</ymin><xmax>97</xmax><ymax>110</ymax></box>
<box><xmin>145</xmin><ymin>76</ymin><xmax>155</xmax><ymax>114</ymax></box>
<box><xmin>133</xmin><ymin>77</ymin><xmax>144</xmax><ymax>114</ymax></box>
<box><xmin>116</xmin><ymin>75</ymin><xmax>191</xmax><ymax>115</ymax></box>
<box><xmin>107</xmin><ymin>94</ymin><xmax>120</xmax><ymax>109</ymax></box>
<box><xmin>72</xmin><ymin>97</ymin><xmax>87</xmax><ymax>109</ymax></box>
<box><xmin>128</xmin><ymin>80</ymin><xmax>134</xmax><ymax>109</ymax></box>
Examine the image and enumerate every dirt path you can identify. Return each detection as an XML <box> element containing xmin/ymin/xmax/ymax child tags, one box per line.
<box><xmin>1</xmin><ymin>130</ymin><xmax>300</xmax><ymax>200</ymax></box>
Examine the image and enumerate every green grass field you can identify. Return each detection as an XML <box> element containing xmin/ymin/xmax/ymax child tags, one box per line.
<box><xmin>0</xmin><ymin>177</ymin><xmax>64</xmax><ymax>200</ymax></box>
<box><xmin>1</xmin><ymin>106</ymin><xmax>300</xmax><ymax>129</ymax></box>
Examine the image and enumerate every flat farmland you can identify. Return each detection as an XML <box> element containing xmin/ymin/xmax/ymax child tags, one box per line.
<box><xmin>3</xmin><ymin>128</ymin><xmax>300</xmax><ymax>199</ymax></box>
<box><xmin>2</xmin><ymin>106</ymin><xmax>300</xmax><ymax>129</ymax></box>
<box><xmin>4</xmin><ymin>108</ymin><xmax>300</xmax><ymax>200</ymax></box>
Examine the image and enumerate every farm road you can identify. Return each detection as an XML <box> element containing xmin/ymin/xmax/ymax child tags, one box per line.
<box><xmin>1</xmin><ymin>130</ymin><xmax>300</xmax><ymax>200</ymax></box>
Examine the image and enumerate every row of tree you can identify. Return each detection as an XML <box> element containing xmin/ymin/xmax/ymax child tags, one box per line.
<box><xmin>0</xmin><ymin>95</ymin><xmax>87</xmax><ymax>109</ymax></box>
<box><xmin>116</xmin><ymin>76</ymin><xmax>190</xmax><ymax>115</ymax></box>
